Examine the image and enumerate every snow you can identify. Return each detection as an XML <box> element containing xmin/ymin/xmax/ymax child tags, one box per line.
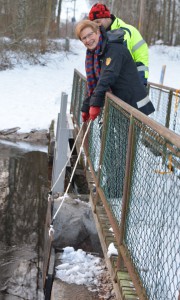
<box><xmin>149</xmin><ymin>45</ymin><xmax>180</xmax><ymax>88</ymax></box>
<box><xmin>55</xmin><ymin>247</ymin><xmax>103</xmax><ymax>287</ymax></box>
<box><xmin>107</xmin><ymin>243</ymin><xmax>118</xmax><ymax>258</ymax></box>
<box><xmin>0</xmin><ymin>40</ymin><xmax>86</xmax><ymax>133</ymax></box>
<box><xmin>0</xmin><ymin>41</ymin><xmax>180</xmax><ymax>133</ymax></box>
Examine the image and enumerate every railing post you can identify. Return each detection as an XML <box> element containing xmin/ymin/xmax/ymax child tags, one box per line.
<box><xmin>165</xmin><ymin>89</ymin><xmax>173</xmax><ymax>129</ymax></box>
<box><xmin>116</xmin><ymin>115</ymin><xmax>135</xmax><ymax>271</ymax></box>
<box><xmin>51</xmin><ymin>92</ymin><xmax>69</xmax><ymax>194</ymax></box>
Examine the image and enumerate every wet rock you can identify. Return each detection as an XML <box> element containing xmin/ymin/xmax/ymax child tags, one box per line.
<box><xmin>52</xmin><ymin>279</ymin><xmax>99</xmax><ymax>300</ymax></box>
<box><xmin>6</xmin><ymin>260</ymin><xmax>40</xmax><ymax>299</ymax></box>
<box><xmin>0</xmin><ymin>145</ymin><xmax>49</xmax><ymax>299</ymax></box>
<box><xmin>26</xmin><ymin>129</ymin><xmax>49</xmax><ymax>143</ymax></box>
<box><xmin>0</xmin><ymin>245</ymin><xmax>44</xmax><ymax>300</ymax></box>
<box><xmin>0</xmin><ymin>127</ymin><xmax>49</xmax><ymax>144</ymax></box>
<box><xmin>0</xmin><ymin>127</ymin><xmax>20</xmax><ymax>135</ymax></box>
<box><xmin>52</xmin><ymin>195</ymin><xmax>102</xmax><ymax>255</ymax></box>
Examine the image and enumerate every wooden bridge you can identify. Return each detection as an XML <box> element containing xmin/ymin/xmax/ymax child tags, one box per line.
<box><xmin>43</xmin><ymin>70</ymin><xmax>180</xmax><ymax>300</ymax></box>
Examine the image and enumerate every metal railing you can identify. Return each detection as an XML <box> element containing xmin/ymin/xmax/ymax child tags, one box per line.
<box><xmin>148</xmin><ymin>82</ymin><xmax>180</xmax><ymax>135</ymax></box>
<box><xmin>71</xmin><ymin>70</ymin><xmax>180</xmax><ymax>136</ymax></box>
<box><xmin>70</xmin><ymin>69</ymin><xmax>180</xmax><ymax>300</ymax></box>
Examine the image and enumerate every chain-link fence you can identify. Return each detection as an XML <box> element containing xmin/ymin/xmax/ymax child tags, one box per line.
<box><xmin>71</xmin><ymin>70</ymin><xmax>180</xmax><ymax>300</ymax></box>
<box><xmin>71</xmin><ymin>72</ymin><xmax>180</xmax><ymax>137</ymax></box>
<box><xmin>71</xmin><ymin>69</ymin><xmax>87</xmax><ymax>126</ymax></box>
<box><xmin>124</xmin><ymin>118</ymin><xmax>180</xmax><ymax>300</ymax></box>
<box><xmin>148</xmin><ymin>83</ymin><xmax>180</xmax><ymax>135</ymax></box>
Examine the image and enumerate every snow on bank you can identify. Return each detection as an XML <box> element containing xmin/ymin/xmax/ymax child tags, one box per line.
<box><xmin>0</xmin><ymin>39</ymin><xmax>85</xmax><ymax>133</ymax></box>
<box><xmin>149</xmin><ymin>45</ymin><xmax>180</xmax><ymax>88</ymax></box>
<box><xmin>0</xmin><ymin>40</ymin><xmax>180</xmax><ymax>133</ymax></box>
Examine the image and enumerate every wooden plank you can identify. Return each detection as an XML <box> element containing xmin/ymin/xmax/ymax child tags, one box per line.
<box><xmin>116</xmin><ymin>271</ymin><xmax>140</xmax><ymax>300</ymax></box>
<box><xmin>43</xmin><ymin>197</ymin><xmax>53</xmax><ymax>288</ymax></box>
<box><xmin>105</xmin><ymin>236</ymin><xmax>118</xmax><ymax>248</ymax></box>
<box><xmin>122</xmin><ymin>287</ymin><xmax>137</xmax><ymax>294</ymax></box>
<box><xmin>110</xmin><ymin>255</ymin><xmax>118</xmax><ymax>268</ymax></box>
<box><xmin>120</xmin><ymin>280</ymin><xmax>135</xmax><ymax>288</ymax></box>
<box><xmin>124</xmin><ymin>296</ymin><xmax>139</xmax><ymax>300</ymax></box>
<box><xmin>93</xmin><ymin>202</ymin><xmax>139</xmax><ymax>300</ymax></box>
<box><xmin>89</xmin><ymin>195</ymin><xmax>123</xmax><ymax>300</ymax></box>
<box><xmin>45</xmin><ymin>247</ymin><xmax>55</xmax><ymax>300</ymax></box>
<box><xmin>117</xmin><ymin>272</ymin><xmax>131</xmax><ymax>281</ymax></box>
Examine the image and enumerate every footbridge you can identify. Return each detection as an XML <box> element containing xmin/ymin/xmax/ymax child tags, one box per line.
<box><xmin>46</xmin><ymin>69</ymin><xmax>180</xmax><ymax>300</ymax></box>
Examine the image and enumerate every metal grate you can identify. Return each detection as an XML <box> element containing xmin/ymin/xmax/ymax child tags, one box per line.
<box><xmin>148</xmin><ymin>83</ymin><xmax>180</xmax><ymax>135</ymax></box>
<box><xmin>125</xmin><ymin>120</ymin><xmax>180</xmax><ymax>300</ymax></box>
<box><xmin>88</xmin><ymin>115</ymin><xmax>102</xmax><ymax>175</ymax></box>
<box><xmin>71</xmin><ymin>70</ymin><xmax>180</xmax><ymax>300</ymax></box>
<box><xmin>99</xmin><ymin>103</ymin><xmax>130</xmax><ymax>224</ymax></box>
<box><xmin>149</xmin><ymin>87</ymin><xmax>169</xmax><ymax>125</ymax></box>
<box><xmin>170</xmin><ymin>91</ymin><xmax>180</xmax><ymax>133</ymax></box>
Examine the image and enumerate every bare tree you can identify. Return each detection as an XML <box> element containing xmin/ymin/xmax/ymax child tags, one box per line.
<box><xmin>15</xmin><ymin>0</ymin><xmax>28</xmax><ymax>40</ymax></box>
<box><xmin>40</xmin><ymin>0</ymin><xmax>53</xmax><ymax>53</ymax></box>
<box><xmin>105</xmin><ymin>0</ymin><xmax>180</xmax><ymax>45</ymax></box>
<box><xmin>56</xmin><ymin>0</ymin><xmax>63</xmax><ymax>36</ymax></box>
<box><xmin>170</xmin><ymin>0</ymin><xmax>176</xmax><ymax>45</ymax></box>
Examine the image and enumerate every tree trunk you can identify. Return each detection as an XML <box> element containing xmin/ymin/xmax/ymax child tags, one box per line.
<box><xmin>170</xmin><ymin>0</ymin><xmax>175</xmax><ymax>45</ymax></box>
<box><xmin>40</xmin><ymin>0</ymin><xmax>52</xmax><ymax>54</ymax></box>
<box><xmin>56</xmin><ymin>0</ymin><xmax>63</xmax><ymax>37</ymax></box>
<box><xmin>15</xmin><ymin>0</ymin><xmax>28</xmax><ymax>41</ymax></box>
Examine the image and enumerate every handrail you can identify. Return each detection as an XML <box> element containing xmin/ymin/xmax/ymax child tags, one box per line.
<box><xmin>71</xmin><ymin>69</ymin><xmax>180</xmax><ymax>300</ymax></box>
<box><xmin>107</xmin><ymin>92</ymin><xmax>180</xmax><ymax>148</ymax></box>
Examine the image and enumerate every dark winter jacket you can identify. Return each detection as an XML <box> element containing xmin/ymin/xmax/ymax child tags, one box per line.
<box><xmin>81</xmin><ymin>27</ymin><xmax>155</xmax><ymax>116</ymax></box>
<box><xmin>110</xmin><ymin>15</ymin><xmax>149</xmax><ymax>85</ymax></box>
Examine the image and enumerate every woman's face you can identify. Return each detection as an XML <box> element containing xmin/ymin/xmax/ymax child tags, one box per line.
<box><xmin>80</xmin><ymin>27</ymin><xmax>100</xmax><ymax>51</ymax></box>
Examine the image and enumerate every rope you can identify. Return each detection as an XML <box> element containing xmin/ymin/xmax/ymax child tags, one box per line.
<box><xmin>49</xmin><ymin>122</ymin><xmax>85</xmax><ymax>194</ymax></box>
<box><xmin>154</xmin><ymin>154</ymin><xmax>173</xmax><ymax>175</ymax></box>
<box><xmin>173</xmin><ymin>89</ymin><xmax>180</xmax><ymax>131</ymax></box>
<box><xmin>175</xmin><ymin>89</ymin><xmax>180</xmax><ymax>113</ymax></box>
<box><xmin>49</xmin><ymin>120</ymin><xmax>92</xmax><ymax>235</ymax></box>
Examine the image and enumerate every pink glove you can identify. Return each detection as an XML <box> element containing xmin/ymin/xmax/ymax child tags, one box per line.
<box><xmin>89</xmin><ymin>106</ymin><xmax>101</xmax><ymax>121</ymax></box>
<box><xmin>81</xmin><ymin>112</ymin><xmax>89</xmax><ymax>122</ymax></box>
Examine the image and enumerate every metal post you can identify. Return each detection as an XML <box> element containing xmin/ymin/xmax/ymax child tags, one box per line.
<box><xmin>157</xmin><ymin>65</ymin><xmax>166</xmax><ymax>111</ymax></box>
<box><xmin>139</xmin><ymin>0</ymin><xmax>145</xmax><ymax>35</ymax></box>
<box><xmin>66</xmin><ymin>8</ymin><xmax>69</xmax><ymax>37</ymax></box>
<box><xmin>51</xmin><ymin>92</ymin><xmax>69</xmax><ymax>194</ymax></box>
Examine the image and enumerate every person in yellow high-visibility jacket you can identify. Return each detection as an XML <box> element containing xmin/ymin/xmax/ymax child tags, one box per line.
<box><xmin>89</xmin><ymin>3</ymin><xmax>149</xmax><ymax>86</ymax></box>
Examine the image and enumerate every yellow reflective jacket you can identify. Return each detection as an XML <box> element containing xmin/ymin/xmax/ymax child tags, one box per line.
<box><xmin>111</xmin><ymin>17</ymin><xmax>149</xmax><ymax>84</ymax></box>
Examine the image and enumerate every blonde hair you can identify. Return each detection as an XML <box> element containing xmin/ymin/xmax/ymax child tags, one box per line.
<box><xmin>75</xmin><ymin>20</ymin><xmax>99</xmax><ymax>40</ymax></box>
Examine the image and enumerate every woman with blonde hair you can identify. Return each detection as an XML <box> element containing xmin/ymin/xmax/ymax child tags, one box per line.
<box><xmin>75</xmin><ymin>20</ymin><xmax>154</xmax><ymax>122</ymax></box>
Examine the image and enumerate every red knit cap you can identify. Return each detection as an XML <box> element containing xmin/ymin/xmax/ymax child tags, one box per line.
<box><xmin>89</xmin><ymin>3</ymin><xmax>111</xmax><ymax>21</ymax></box>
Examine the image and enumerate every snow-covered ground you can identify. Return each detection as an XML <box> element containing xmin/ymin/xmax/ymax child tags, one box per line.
<box><xmin>0</xmin><ymin>40</ymin><xmax>180</xmax><ymax>133</ymax></box>
<box><xmin>149</xmin><ymin>45</ymin><xmax>180</xmax><ymax>88</ymax></box>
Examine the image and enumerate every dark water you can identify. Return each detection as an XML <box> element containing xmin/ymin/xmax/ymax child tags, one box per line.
<box><xmin>0</xmin><ymin>140</ymin><xmax>49</xmax><ymax>300</ymax></box>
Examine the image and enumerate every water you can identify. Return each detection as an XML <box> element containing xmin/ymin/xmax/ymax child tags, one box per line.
<box><xmin>0</xmin><ymin>140</ymin><xmax>49</xmax><ymax>300</ymax></box>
